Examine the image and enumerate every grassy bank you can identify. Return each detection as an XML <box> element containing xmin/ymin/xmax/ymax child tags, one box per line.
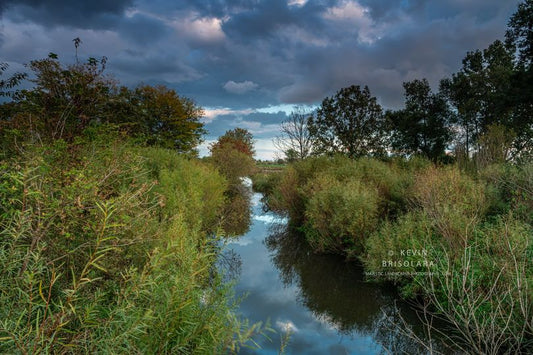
<box><xmin>255</xmin><ymin>155</ymin><xmax>533</xmax><ymax>353</ymax></box>
<box><xmin>0</xmin><ymin>131</ymin><xmax>263</xmax><ymax>353</ymax></box>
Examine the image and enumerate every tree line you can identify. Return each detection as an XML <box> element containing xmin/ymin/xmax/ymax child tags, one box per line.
<box><xmin>276</xmin><ymin>0</ymin><xmax>533</xmax><ymax>165</ymax></box>
<box><xmin>0</xmin><ymin>51</ymin><xmax>205</xmax><ymax>156</ymax></box>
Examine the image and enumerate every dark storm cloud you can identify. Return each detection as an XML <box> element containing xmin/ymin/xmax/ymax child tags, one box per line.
<box><xmin>134</xmin><ymin>0</ymin><xmax>259</xmax><ymax>18</ymax></box>
<box><xmin>0</xmin><ymin>0</ymin><xmax>525</xmax><ymax>154</ymax></box>
<box><xmin>117</xmin><ymin>13</ymin><xmax>170</xmax><ymax>45</ymax></box>
<box><xmin>271</xmin><ymin>0</ymin><xmax>521</xmax><ymax>107</ymax></box>
<box><xmin>1</xmin><ymin>0</ymin><xmax>133</xmax><ymax>29</ymax></box>
<box><xmin>204</xmin><ymin>110</ymin><xmax>287</xmax><ymax>139</ymax></box>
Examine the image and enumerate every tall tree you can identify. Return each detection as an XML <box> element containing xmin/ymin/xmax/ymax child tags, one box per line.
<box><xmin>308</xmin><ymin>85</ymin><xmax>387</xmax><ymax>158</ymax></box>
<box><xmin>7</xmin><ymin>53</ymin><xmax>114</xmax><ymax>140</ymax></box>
<box><xmin>273</xmin><ymin>107</ymin><xmax>313</xmax><ymax>162</ymax></box>
<box><xmin>440</xmin><ymin>40</ymin><xmax>514</xmax><ymax>154</ymax></box>
<box><xmin>118</xmin><ymin>85</ymin><xmax>205</xmax><ymax>153</ymax></box>
<box><xmin>209</xmin><ymin>127</ymin><xmax>255</xmax><ymax>158</ymax></box>
<box><xmin>389</xmin><ymin>79</ymin><xmax>451</xmax><ymax>161</ymax></box>
<box><xmin>506</xmin><ymin>0</ymin><xmax>533</xmax><ymax>68</ymax></box>
<box><xmin>506</xmin><ymin>0</ymin><xmax>533</xmax><ymax>157</ymax></box>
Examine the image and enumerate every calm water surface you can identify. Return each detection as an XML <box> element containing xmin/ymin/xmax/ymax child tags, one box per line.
<box><xmin>224</xmin><ymin>192</ymin><xmax>438</xmax><ymax>354</ymax></box>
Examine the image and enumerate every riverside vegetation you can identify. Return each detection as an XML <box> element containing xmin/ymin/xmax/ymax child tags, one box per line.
<box><xmin>254</xmin><ymin>156</ymin><xmax>532</xmax><ymax>353</ymax></box>
<box><xmin>0</xmin><ymin>49</ymin><xmax>266</xmax><ymax>353</ymax></box>
<box><xmin>256</xmin><ymin>2</ymin><xmax>533</xmax><ymax>353</ymax></box>
<box><xmin>2</xmin><ymin>1</ymin><xmax>533</xmax><ymax>353</ymax></box>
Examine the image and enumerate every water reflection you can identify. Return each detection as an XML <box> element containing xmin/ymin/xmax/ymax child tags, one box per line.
<box><xmin>228</xmin><ymin>193</ymin><xmax>440</xmax><ymax>354</ymax></box>
<box><xmin>265</xmin><ymin>225</ymin><xmax>393</xmax><ymax>335</ymax></box>
<box><xmin>222</xmin><ymin>181</ymin><xmax>253</xmax><ymax>236</ymax></box>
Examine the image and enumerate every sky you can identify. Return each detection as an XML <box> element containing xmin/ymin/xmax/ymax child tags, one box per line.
<box><xmin>0</xmin><ymin>0</ymin><xmax>522</xmax><ymax>159</ymax></box>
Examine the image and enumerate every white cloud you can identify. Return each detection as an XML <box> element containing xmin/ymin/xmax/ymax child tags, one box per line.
<box><xmin>172</xmin><ymin>14</ymin><xmax>226</xmax><ymax>43</ymax></box>
<box><xmin>223</xmin><ymin>80</ymin><xmax>259</xmax><ymax>94</ymax></box>
<box><xmin>256</xmin><ymin>104</ymin><xmax>306</xmax><ymax>115</ymax></box>
<box><xmin>202</xmin><ymin>107</ymin><xmax>255</xmax><ymax>123</ymax></box>
<box><xmin>197</xmin><ymin>138</ymin><xmax>279</xmax><ymax>160</ymax></box>
<box><xmin>324</xmin><ymin>0</ymin><xmax>369</xmax><ymax>21</ymax></box>
<box><xmin>323</xmin><ymin>0</ymin><xmax>379</xmax><ymax>44</ymax></box>
<box><xmin>254</xmin><ymin>138</ymin><xmax>279</xmax><ymax>160</ymax></box>
<box><xmin>288</xmin><ymin>0</ymin><xmax>308</xmax><ymax>7</ymax></box>
<box><xmin>276</xmin><ymin>319</ymin><xmax>299</xmax><ymax>333</ymax></box>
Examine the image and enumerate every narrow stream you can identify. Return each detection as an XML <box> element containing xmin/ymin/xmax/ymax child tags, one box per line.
<box><xmin>224</xmin><ymin>191</ymin><xmax>440</xmax><ymax>354</ymax></box>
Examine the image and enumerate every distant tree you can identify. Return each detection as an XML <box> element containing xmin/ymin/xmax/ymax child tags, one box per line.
<box><xmin>209</xmin><ymin>128</ymin><xmax>255</xmax><ymax>158</ymax></box>
<box><xmin>506</xmin><ymin>0</ymin><xmax>533</xmax><ymax>68</ymax></box>
<box><xmin>389</xmin><ymin>79</ymin><xmax>451</xmax><ymax>161</ymax></box>
<box><xmin>505</xmin><ymin>0</ymin><xmax>533</xmax><ymax>157</ymax></box>
<box><xmin>308</xmin><ymin>85</ymin><xmax>387</xmax><ymax>158</ymax></box>
<box><xmin>273</xmin><ymin>107</ymin><xmax>313</xmax><ymax>161</ymax></box>
<box><xmin>440</xmin><ymin>40</ymin><xmax>515</xmax><ymax>154</ymax></box>
<box><xmin>283</xmin><ymin>148</ymin><xmax>299</xmax><ymax>163</ymax></box>
<box><xmin>117</xmin><ymin>85</ymin><xmax>205</xmax><ymax>153</ymax></box>
<box><xmin>209</xmin><ymin>128</ymin><xmax>256</xmax><ymax>235</ymax></box>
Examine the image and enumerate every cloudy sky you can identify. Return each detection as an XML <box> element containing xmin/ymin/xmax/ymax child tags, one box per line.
<box><xmin>0</xmin><ymin>0</ymin><xmax>521</xmax><ymax>159</ymax></box>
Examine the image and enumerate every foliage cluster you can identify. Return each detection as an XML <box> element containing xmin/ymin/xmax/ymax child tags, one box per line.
<box><xmin>0</xmin><ymin>53</ymin><xmax>204</xmax><ymax>155</ymax></box>
<box><xmin>0</xmin><ymin>131</ymin><xmax>264</xmax><ymax>353</ymax></box>
<box><xmin>260</xmin><ymin>154</ymin><xmax>532</xmax><ymax>353</ymax></box>
<box><xmin>0</xmin><ymin>41</ymin><xmax>268</xmax><ymax>355</ymax></box>
<box><xmin>262</xmin><ymin>155</ymin><xmax>416</xmax><ymax>253</ymax></box>
<box><xmin>208</xmin><ymin>128</ymin><xmax>257</xmax><ymax>236</ymax></box>
<box><xmin>275</xmin><ymin>1</ymin><xmax>533</xmax><ymax>164</ymax></box>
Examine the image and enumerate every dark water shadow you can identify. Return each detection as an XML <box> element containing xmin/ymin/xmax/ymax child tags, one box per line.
<box><xmin>263</xmin><ymin>223</ymin><xmax>451</xmax><ymax>354</ymax></box>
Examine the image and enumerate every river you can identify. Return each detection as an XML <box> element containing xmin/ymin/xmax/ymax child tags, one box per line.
<box><xmin>223</xmin><ymin>190</ymin><xmax>442</xmax><ymax>354</ymax></box>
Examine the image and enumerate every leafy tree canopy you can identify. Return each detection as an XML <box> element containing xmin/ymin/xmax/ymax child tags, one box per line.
<box><xmin>0</xmin><ymin>48</ymin><xmax>205</xmax><ymax>154</ymax></box>
<box><xmin>388</xmin><ymin>79</ymin><xmax>451</xmax><ymax>162</ymax></box>
<box><xmin>209</xmin><ymin>127</ymin><xmax>255</xmax><ymax>158</ymax></box>
<box><xmin>308</xmin><ymin>85</ymin><xmax>387</xmax><ymax>158</ymax></box>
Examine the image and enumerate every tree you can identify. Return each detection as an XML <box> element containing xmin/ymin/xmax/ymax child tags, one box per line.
<box><xmin>6</xmin><ymin>53</ymin><xmax>114</xmax><ymax>140</ymax></box>
<box><xmin>209</xmin><ymin>128</ymin><xmax>256</xmax><ymax>235</ymax></box>
<box><xmin>209</xmin><ymin>128</ymin><xmax>255</xmax><ymax>158</ymax></box>
<box><xmin>0</xmin><ymin>62</ymin><xmax>26</xmax><ymax>98</ymax></box>
<box><xmin>506</xmin><ymin>0</ymin><xmax>533</xmax><ymax>68</ymax></box>
<box><xmin>389</xmin><ymin>79</ymin><xmax>451</xmax><ymax>161</ymax></box>
<box><xmin>505</xmin><ymin>0</ymin><xmax>533</xmax><ymax>157</ymax></box>
<box><xmin>273</xmin><ymin>107</ymin><xmax>313</xmax><ymax>162</ymax></box>
<box><xmin>440</xmin><ymin>40</ymin><xmax>515</xmax><ymax>155</ymax></box>
<box><xmin>115</xmin><ymin>85</ymin><xmax>205</xmax><ymax>153</ymax></box>
<box><xmin>308</xmin><ymin>85</ymin><xmax>387</xmax><ymax>158</ymax></box>
<box><xmin>1</xmin><ymin>45</ymin><xmax>206</xmax><ymax>154</ymax></box>
<box><xmin>475</xmin><ymin>124</ymin><xmax>516</xmax><ymax>168</ymax></box>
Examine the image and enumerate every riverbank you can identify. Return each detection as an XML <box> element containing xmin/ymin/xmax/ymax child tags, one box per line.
<box><xmin>0</xmin><ymin>133</ymin><xmax>263</xmax><ymax>353</ymax></box>
<box><xmin>226</xmin><ymin>190</ymin><xmax>446</xmax><ymax>354</ymax></box>
<box><xmin>252</xmin><ymin>155</ymin><xmax>533</xmax><ymax>354</ymax></box>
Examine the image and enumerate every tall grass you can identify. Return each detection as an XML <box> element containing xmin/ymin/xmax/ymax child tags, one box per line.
<box><xmin>263</xmin><ymin>155</ymin><xmax>533</xmax><ymax>353</ymax></box>
<box><xmin>0</xmin><ymin>133</ymin><xmax>265</xmax><ymax>353</ymax></box>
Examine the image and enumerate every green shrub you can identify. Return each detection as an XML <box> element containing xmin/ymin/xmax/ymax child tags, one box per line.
<box><xmin>140</xmin><ymin>147</ymin><xmax>228</xmax><ymax>233</ymax></box>
<box><xmin>327</xmin><ymin>156</ymin><xmax>414</xmax><ymax>218</ymax></box>
<box><xmin>480</xmin><ymin>162</ymin><xmax>533</xmax><ymax>224</ymax></box>
<box><xmin>412</xmin><ymin>166</ymin><xmax>487</xmax><ymax>250</ymax></box>
<box><xmin>251</xmin><ymin>172</ymin><xmax>281</xmax><ymax>195</ymax></box>
<box><xmin>417</xmin><ymin>214</ymin><xmax>533</xmax><ymax>354</ymax></box>
<box><xmin>363</xmin><ymin>212</ymin><xmax>438</xmax><ymax>295</ymax></box>
<box><xmin>304</xmin><ymin>172</ymin><xmax>380</xmax><ymax>254</ymax></box>
<box><xmin>0</xmin><ymin>139</ymin><xmax>263</xmax><ymax>354</ymax></box>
